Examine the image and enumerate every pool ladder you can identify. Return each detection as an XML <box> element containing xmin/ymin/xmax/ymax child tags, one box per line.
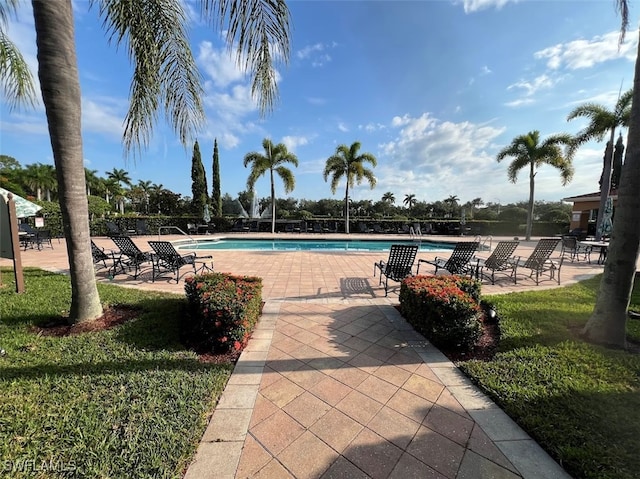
<box><xmin>475</xmin><ymin>235</ymin><xmax>493</xmax><ymax>251</ymax></box>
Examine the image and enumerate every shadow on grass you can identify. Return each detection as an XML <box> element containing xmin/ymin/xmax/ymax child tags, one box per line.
<box><xmin>494</xmin><ymin>389</ymin><xmax>640</xmax><ymax>479</ymax></box>
<box><xmin>0</xmin><ymin>355</ymin><xmax>230</xmax><ymax>381</ymax></box>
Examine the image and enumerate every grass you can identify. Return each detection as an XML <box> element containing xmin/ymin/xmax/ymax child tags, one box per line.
<box><xmin>460</xmin><ymin>276</ymin><xmax>640</xmax><ymax>479</ymax></box>
<box><xmin>0</xmin><ymin>268</ymin><xmax>233</xmax><ymax>478</ymax></box>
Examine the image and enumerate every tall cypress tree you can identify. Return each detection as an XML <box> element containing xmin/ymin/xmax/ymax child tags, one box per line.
<box><xmin>212</xmin><ymin>138</ymin><xmax>222</xmax><ymax>216</ymax></box>
<box><xmin>191</xmin><ymin>140</ymin><xmax>208</xmax><ymax>216</ymax></box>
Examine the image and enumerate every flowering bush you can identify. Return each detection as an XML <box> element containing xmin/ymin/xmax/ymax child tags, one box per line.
<box><xmin>184</xmin><ymin>272</ymin><xmax>262</xmax><ymax>353</ymax></box>
<box><xmin>399</xmin><ymin>275</ymin><xmax>482</xmax><ymax>351</ymax></box>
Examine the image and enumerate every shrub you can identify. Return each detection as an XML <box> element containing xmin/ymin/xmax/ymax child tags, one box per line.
<box><xmin>184</xmin><ymin>272</ymin><xmax>262</xmax><ymax>353</ymax></box>
<box><xmin>399</xmin><ymin>275</ymin><xmax>482</xmax><ymax>351</ymax></box>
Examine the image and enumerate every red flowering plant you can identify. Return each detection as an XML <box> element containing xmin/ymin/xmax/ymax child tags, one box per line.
<box><xmin>184</xmin><ymin>272</ymin><xmax>262</xmax><ymax>353</ymax></box>
<box><xmin>399</xmin><ymin>274</ymin><xmax>482</xmax><ymax>351</ymax></box>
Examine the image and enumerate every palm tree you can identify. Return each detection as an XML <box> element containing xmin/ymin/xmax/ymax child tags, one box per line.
<box><xmin>23</xmin><ymin>162</ymin><xmax>51</xmax><ymax>200</ymax></box>
<box><xmin>243</xmin><ymin>138</ymin><xmax>298</xmax><ymax>233</ymax></box>
<box><xmin>382</xmin><ymin>192</ymin><xmax>395</xmax><ymax>204</ymax></box>
<box><xmin>84</xmin><ymin>168</ymin><xmax>100</xmax><ymax>196</ymax></box>
<box><xmin>1</xmin><ymin>0</ymin><xmax>291</xmax><ymax>324</ymax></box>
<box><xmin>403</xmin><ymin>193</ymin><xmax>417</xmax><ymax>213</ymax></box>
<box><xmin>496</xmin><ymin>130</ymin><xmax>574</xmax><ymax>240</ymax></box>
<box><xmin>382</xmin><ymin>191</ymin><xmax>395</xmax><ymax>216</ymax></box>
<box><xmin>444</xmin><ymin>195</ymin><xmax>459</xmax><ymax>217</ymax></box>
<box><xmin>106</xmin><ymin>168</ymin><xmax>132</xmax><ymax>214</ymax></box>
<box><xmin>567</xmin><ymin>88</ymin><xmax>632</xmax><ymax>241</ymax></box>
<box><xmin>581</xmin><ymin>0</ymin><xmax>640</xmax><ymax>347</ymax></box>
<box><xmin>137</xmin><ymin>180</ymin><xmax>153</xmax><ymax>214</ymax></box>
<box><xmin>323</xmin><ymin>142</ymin><xmax>377</xmax><ymax>234</ymax></box>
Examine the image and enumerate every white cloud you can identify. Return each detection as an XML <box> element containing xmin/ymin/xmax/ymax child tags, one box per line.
<box><xmin>337</xmin><ymin>122</ymin><xmax>349</xmax><ymax>133</ymax></box>
<box><xmin>507</xmin><ymin>74</ymin><xmax>557</xmax><ymax>96</ymax></box>
<box><xmin>359</xmin><ymin>122</ymin><xmax>386</xmax><ymax>132</ymax></box>
<box><xmin>296</xmin><ymin>42</ymin><xmax>337</xmax><ymax>67</ymax></box>
<box><xmin>457</xmin><ymin>0</ymin><xmax>519</xmax><ymax>13</ymax></box>
<box><xmin>374</xmin><ymin>113</ymin><xmax>506</xmax><ymax>202</ymax></box>
<box><xmin>535</xmin><ymin>31</ymin><xmax>637</xmax><ymax>71</ymax></box>
<box><xmin>198</xmin><ymin>41</ymin><xmax>245</xmax><ymax>88</ymax></box>
<box><xmin>282</xmin><ymin>135</ymin><xmax>309</xmax><ymax>152</ymax></box>
<box><xmin>81</xmin><ymin>98</ymin><xmax>125</xmax><ymax>139</ymax></box>
<box><xmin>504</xmin><ymin>98</ymin><xmax>535</xmax><ymax>108</ymax></box>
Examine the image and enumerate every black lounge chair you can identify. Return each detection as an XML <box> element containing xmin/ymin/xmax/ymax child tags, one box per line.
<box><xmin>91</xmin><ymin>240</ymin><xmax>120</xmax><ymax>274</ymax></box>
<box><xmin>416</xmin><ymin>241</ymin><xmax>479</xmax><ymax>276</ymax></box>
<box><xmin>560</xmin><ymin>235</ymin><xmax>591</xmax><ymax>263</ymax></box>
<box><xmin>148</xmin><ymin>240</ymin><xmax>213</xmax><ymax>283</ymax></box>
<box><xmin>472</xmin><ymin>240</ymin><xmax>519</xmax><ymax>284</ymax></box>
<box><xmin>512</xmin><ymin>238</ymin><xmax>562</xmax><ymax>285</ymax></box>
<box><xmin>106</xmin><ymin>221</ymin><xmax>134</xmax><ymax>237</ymax></box>
<box><xmin>373</xmin><ymin>244</ymin><xmax>419</xmax><ymax>296</ymax></box>
<box><xmin>110</xmin><ymin>236</ymin><xmax>153</xmax><ymax>278</ymax></box>
<box><xmin>136</xmin><ymin>219</ymin><xmax>152</xmax><ymax>236</ymax></box>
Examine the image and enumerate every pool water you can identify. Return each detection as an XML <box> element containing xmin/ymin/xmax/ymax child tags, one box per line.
<box><xmin>178</xmin><ymin>238</ymin><xmax>454</xmax><ymax>252</ymax></box>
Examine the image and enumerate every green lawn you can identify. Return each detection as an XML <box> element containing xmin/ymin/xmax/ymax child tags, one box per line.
<box><xmin>460</xmin><ymin>276</ymin><xmax>640</xmax><ymax>479</ymax></box>
<box><xmin>0</xmin><ymin>268</ymin><xmax>233</xmax><ymax>478</ymax></box>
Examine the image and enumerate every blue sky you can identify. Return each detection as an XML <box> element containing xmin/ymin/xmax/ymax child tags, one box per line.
<box><xmin>1</xmin><ymin>0</ymin><xmax>638</xmax><ymax>207</ymax></box>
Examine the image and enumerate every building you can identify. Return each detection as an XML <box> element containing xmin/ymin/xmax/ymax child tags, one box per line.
<box><xmin>563</xmin><ymin>190</ymin><xmax>617</xmax><ymax>235</ymax></box>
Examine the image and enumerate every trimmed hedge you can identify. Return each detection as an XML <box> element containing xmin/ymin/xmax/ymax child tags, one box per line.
<box><xmin>184</xmin><ymin>272</ymin><xmax>262</xmax><ymax>353</ymax></box>
<box><xmin>399</xmin><ymin>275</ymin><xmax>482</xmax><ymax>351</ymax></box>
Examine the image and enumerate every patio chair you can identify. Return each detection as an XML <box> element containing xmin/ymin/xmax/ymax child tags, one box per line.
<box><xmin>512</xmin><ymin>238</ymin><xmax>562</xmax><ymax>285</ymax></box>
<box><xmin>231</xmin><ymin>220</ymin><xmax>250</xmax><ymax>232</ymax></box>
<box><xmin>148</xmin><ymin>241</ymin><xmax>213</xmax><ymax>283</ymax></box>
<box><xmin>136</xmin><ymin>219</ymin><xmax>152</xmax><ymax>236</ymax></box>
<box><xmin>373</xmin><ymin>244</ymin><xmax>419</xmax><ymax>296</ymax></box>
<box><xmin>560</xmin><ymin>235</ymin><xmax>591</xmax><ymax>263</ymax></box>
<box><xmin>110</xmin><ymin>236</ymin><xmax>153</xmax><ymax>278</ymax></box>
<box><xmin>186</xmin><ymin>223</ymin><xmax>198</xmax><ymax>235</ymax></box>
<box><xmin>18</xmin><ymin>223</ymin><xmax>52</xmax><ymax>250</ymax></box>
<box><xmin>91</xmin><ymin>240</ymin><xmax>120</xmax><ymax>273</ymax></box>
<box><xmin>416</xmin><ymin>241</ymin><xmax>479</xmax><ymax>276</ymax></box>
<box><xmin>472</xmin><ymin>240</ymin><xmax>519</xmax><ymax>284</ymax></box>
<box><xmin>106</xmin><ymin>221</ymin><xmax>134</xmax><ymax>237</ymax></box>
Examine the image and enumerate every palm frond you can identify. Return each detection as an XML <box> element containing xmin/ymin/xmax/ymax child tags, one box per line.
<box><xmin>95</xmin><ymin>0</ymin><xmax>205</xmax><ymax>157</ymax></box>
<box><xmin>0</xmin><ymin>32</ymin><xmax>37</xmax><ymax>109</ymax></box>
<box><xmin>202</xmin><ymin>0</ymin><xmax>291</xmax><ymax>115</ymax></box>
<box><xmin>274</xmin><ymin>166</ymin><xmax>295</xmax><ymax>193</ymax></box>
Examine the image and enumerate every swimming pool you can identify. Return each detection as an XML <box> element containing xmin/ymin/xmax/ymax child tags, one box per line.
<box><xmin>177</xmin><ymin>238</ymin><xmax>455</xmax><ymax>252</ymax></box>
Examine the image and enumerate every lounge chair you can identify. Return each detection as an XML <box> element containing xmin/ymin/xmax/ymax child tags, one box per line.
<box><xmin>416</xmin><ymin>241</ymin><xmax>479</xmax><ymax>276</ymax></box>
<box><xmin>373</xmin><ymin>244</ymin><xmax>419</xmax><ymax>296</ymax></box>
<box><xmin>472</xmin><ymin>240</ymin><xmax>519</xmax><ymax>284</ymax></box>
<box><xmin>231</xmin><ymin>220</ymin><xmax>249</xmax><ymax>232</ymax></box>
<box><xmin>110</xmin><ymin>236</ymin><xmax>153</xmax><ymax>278</ymax></box>
<box><xmin>91</xmin><ymin>240</ymin><xmax>119</xmax><ymax>273</ymax></box>
<box><xmin>512</xmin><ymin>238</ymin><xmax>562</xmax><ymax>285</ymax></box>
<box><xmin>560</xmin><ymin>235</ymin><xmax>591</xmax><ymax>263</ymax></box>
<box><xmin>106</xmin><ymin>220</ymin><xmax>134</xmax><ymax>237</ymax></box>
<box><xmin>136</xmin><ymin>219</ymin><xmax>151</xmax><ymax>236</ymax></box>
<box><xmin>148</xmin><ymin>241</ymin><xmax>213</xmax><ymax>283</ymax></box>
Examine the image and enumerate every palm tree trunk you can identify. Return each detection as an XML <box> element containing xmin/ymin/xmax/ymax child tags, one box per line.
<box><xmin>32</xmin><ymin>0</ymin><xmax>103</xmax><ymax>324</ymax></box>
<box><xmin>344</xmin><ymin>184</ymin><xmax>350</xmax><ymax>234</ymax></box>
<box><xmin>270</xmin><ymin>169</ymin><xmax>276</xmax><ymax>234</ymax></box>
<box><xmin>595</xmin><ymin>137</ymin><xmax>615</xmax><ymax>241</ymax></box>
<box><xmin>582</xmin><ymin>32</ymin><xmax>640</xmax><ymax>348</ymax></box>
<box><xmin>526</xmin><ymin>161</ymin><xmax>535</xmax><ymax>240</ymax></box>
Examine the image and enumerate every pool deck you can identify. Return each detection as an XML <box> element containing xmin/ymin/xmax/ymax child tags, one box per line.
<box><xmin>4</xmin><ymin>233</ymin><xmax>605</xmax><ymax>479</ymax></box>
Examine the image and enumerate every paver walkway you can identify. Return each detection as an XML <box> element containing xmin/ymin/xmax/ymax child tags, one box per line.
<box><xmin>185</xmin><ymin>300</ymin><xmax>570</xmax><ymax>479</ymax></box>
<box><xmin>6</xmin><ymin>234</ymin><xmax>596</xmax><ymax>478</ymax></box>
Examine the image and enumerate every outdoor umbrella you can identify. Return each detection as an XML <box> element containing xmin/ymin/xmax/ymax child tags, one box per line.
<box><xmin>0</xmin><ymin>187</ymin><xmax>41</xmax><ymax>218</ymax></box>
<box><xmin>598</xmin><ymin>196</ymin><xmax>613</xmax><ymax>237</ymax></box>
<box><xmin>203</xmin><ymin>204</ymin><xmax>211</xmax><ymax>224</ymax></box>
